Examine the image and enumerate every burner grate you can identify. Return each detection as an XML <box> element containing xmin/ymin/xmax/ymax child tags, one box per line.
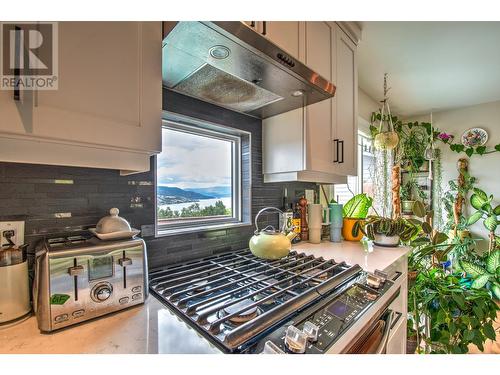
<box><xmin>149</xmin><ymin>249</ymin><xmax>361</xmax><ymax>352</ymax></box>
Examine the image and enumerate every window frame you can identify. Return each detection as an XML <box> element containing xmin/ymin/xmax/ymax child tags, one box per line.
<box><xmin>155</xmin><ymin>112</ymin><xmax>250</xmax><ymax>237</ymax></box>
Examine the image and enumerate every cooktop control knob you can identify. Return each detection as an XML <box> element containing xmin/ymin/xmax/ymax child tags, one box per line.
<box><xmin>284</xmin><ymin>325</ymin><xmax>308</xmax><ymax>353</ymax></box>
<box><xmin>303</xmin><ymin>321</ymin><xmax>319</xmax><ymax>342</ymax></box>
<box><xmin>91</xmin><ymin>282</ymin><xmax>113</xmax><ymax>302</ymax></box>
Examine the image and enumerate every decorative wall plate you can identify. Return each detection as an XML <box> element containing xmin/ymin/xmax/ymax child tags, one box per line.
<box><xmin>461</xmin><ymin>127</ymin><xmax>488</xmax><ymax>147</ymax></box>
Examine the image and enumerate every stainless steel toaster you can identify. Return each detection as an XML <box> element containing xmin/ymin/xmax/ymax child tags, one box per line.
<box><xmin>33</xmin><ymin>235</ymin><xmax>148</xmax><ymax>332</ymax></box>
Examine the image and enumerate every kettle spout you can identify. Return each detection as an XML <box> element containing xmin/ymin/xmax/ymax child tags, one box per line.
<box><xmin>286</xmin><ymin>231</ymin><xmax>297</xmax><ymax>241</ymax></box>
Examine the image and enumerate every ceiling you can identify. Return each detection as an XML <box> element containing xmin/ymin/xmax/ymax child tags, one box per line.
<box><xmin>357</xmin><ymin>22</ymin><xmax>500</xmax><ymax>117</ymax></box>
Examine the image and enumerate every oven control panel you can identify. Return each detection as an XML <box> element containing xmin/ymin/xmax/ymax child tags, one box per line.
<box><xmin>249</xmin><ymin>275</ymin><xmax>396</xmax><ymax>354</ymax></box>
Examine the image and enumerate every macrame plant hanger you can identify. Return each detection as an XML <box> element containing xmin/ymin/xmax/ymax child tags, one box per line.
<box><xmin>425</xmin><ymin>111</ymin><xmax>438</xmax><ymax>180</ymax></box>
<box><xmin>374</xmin><ymin>74</ymin><xmax>399</xmax><ymax>151</ymax></box>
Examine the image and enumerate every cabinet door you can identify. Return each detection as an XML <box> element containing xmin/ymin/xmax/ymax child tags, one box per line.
<box><xmin>304</xmin><ymin>22</ymin><xmax>334</xmax><ymax>174</ymax></box>
<box><xmin>333</xmin><ymin>25</ymin><xmax>358</xmax><ymax>176</ymax></box>
<box><xmin>262</xmin><ymin>21</ymin><xmax>302</xmax><ymax>60</ymax></box>
<box><xmin>386</xmin><ymin>313</ymin><xmax>407</xmax><ymax>354</ymax></box>
<box><xmin>33</xmin><ymin>22</ymin><xmax>162</xmax><ymax>153</ymax></box>
<box><xmin>262</xmin><ymin>22</ymin><xmax>305</xmax><ymax>175</ymax></box>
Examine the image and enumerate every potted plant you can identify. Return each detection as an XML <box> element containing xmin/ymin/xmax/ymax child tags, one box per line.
<box><xmin>341</xmin><ymin>193</ymin><xmax>373</xmax><ymax>241</ymax></box>
<box><xmin>400</xmin><ymin>180</ymin><xmax>415</xmax><ymax>214</ymax></box>
<box><xmin>409</xmin><ymin>268</ymin><xmax>499</xmax><ymax>353</ymax></box>
<box><xmin>352</xmin><ymin>215</ymin><xmax>417</xmax><ymax>247</ymax></box>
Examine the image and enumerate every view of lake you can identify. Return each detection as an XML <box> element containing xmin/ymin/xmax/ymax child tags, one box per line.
<box><xmin>159</xmin><ymin>197</ymin><xmax>232</xmax><ymax>212</ymax></box>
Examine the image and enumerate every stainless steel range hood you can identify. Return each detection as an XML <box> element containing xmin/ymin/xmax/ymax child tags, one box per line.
<box><xmin>162</xmin><ymin>21</ymin><xmax>336</xmax><ymax>118</ymax></box>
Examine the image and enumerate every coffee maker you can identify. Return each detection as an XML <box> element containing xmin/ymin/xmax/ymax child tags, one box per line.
<box><xmin>0</xmin><ymin>227</ymin><xmax>31</xmax><ymax>324</ymax></box>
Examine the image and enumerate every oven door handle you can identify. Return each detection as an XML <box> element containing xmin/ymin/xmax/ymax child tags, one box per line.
<box><xmin>375</xmin><ymin>310</ymin><xmax>394</xmax><ymax>354</ymax></box>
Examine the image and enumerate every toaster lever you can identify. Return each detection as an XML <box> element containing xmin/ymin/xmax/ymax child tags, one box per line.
<box><xmin>68</xmin><ymin>265</ymin><xmax>84</xmax><ymax>276</ymax></box>
<box><xmin>118</xmin><ymin>257</ymin><xmax>132</xmax><ymax>267</ymax></box>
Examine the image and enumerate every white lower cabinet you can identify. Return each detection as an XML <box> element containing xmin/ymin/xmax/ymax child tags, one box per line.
<box><xmin>384</xmin><ymin>256</ymin><xmax>408</xmax><ymax>354</ymax></box>
<box><xmin>262</xmin><ymin>22</ymin><xmax>358</xmax><ymax>183</ymax></box>
<box><xmin>0</xmin><ymin>22</ymin><xmax>162</xmax><ymax>174</ymax></box>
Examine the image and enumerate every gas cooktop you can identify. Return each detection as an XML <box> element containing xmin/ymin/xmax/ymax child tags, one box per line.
<box><xmin>148</xmin><ymin>249</ymin><xmax>383</xmax><ymax>353</ymax></box>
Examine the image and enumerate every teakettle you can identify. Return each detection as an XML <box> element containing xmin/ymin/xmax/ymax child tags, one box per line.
<box><xmin>249</xmin><ymin>207</ymin><xmax>297</xmax><ymax>260</ymax></box>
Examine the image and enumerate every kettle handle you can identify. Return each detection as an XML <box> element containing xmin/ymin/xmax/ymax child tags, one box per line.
<box><xmin>254</xmin><ymin>207</ymin><xmax>285</xmax><ymax>235</ymax></box>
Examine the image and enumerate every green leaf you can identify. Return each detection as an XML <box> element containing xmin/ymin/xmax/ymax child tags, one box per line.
<box><xmin>465</xmin><ymin>147</ymin><xmax>474</xmax><ymax>157</ymax></box>
<box><xmin>483</xmin><ymin>215</ymin><xmax>498</xmax><ymax>232</ymax></box>
<box><xmin>494</xmin><ymin>205</ymin><xmax>500</xmax><ymax>215</ymax></box>
<box><xmin>491</xmin><ymin>283</ymin><xmax>500</xmax><ymax>300</ymax></box>
<box><xmin>422</xmin><ymin>222</ymin><xmax>432</xmax><ymax>234</ymax></box>
<box><xmin>473</xmin><ymin>188</ymin><xmax>489</xmax><ymax>201</ymax></box>
<box><xmin>473</xmin><ymin>304</ymin><xmax>484</xmax><ymax>320</ymax></box>
<box><xmin>471</xmin><ymin>274</ymin><xmax>490</xmax><ymax>289</ymax></box>
<box><xmin>451</xmin><ymin>292</ymin><xmax>466</xmax><ymax>309</ymax></box>
<box><xmin>483</xmin><ymin>323</ymin><xmax>497</xmax><ymax>341</ymax></box>
<box><xmin>412</xmin><ymin>201</ymin><xmax>426</xmax><ymax>218</ymax></box>
<box><xmin>343</xmin><ymin>193</ymin><xmax>373</xmax><ymax>219</ymax></box>
<box><xmin>470</xmin><ymin>317</ymin><xmax>480</xmax><ymax>328</ymax></box>
<box><xmin>460</xmin><ymin>261</ymin><xmax>487</xmax><ymax>277</ymax></box>
<box><xmin>486</xmin><ymin>250</ymin><xmax>500</xmax><ymax>274</ymax></box>
<box><xmin>466</xmin><ymin>211</ymin><xmax>483</xmax><ymax>226</ymax></box>
<box><xmin>470</xmin><ymin>192</ymin><xmax>488</xmax><ymax>210</ymax></box>
<box><xmin>495</xmin><ymin>144</ymin><xmax>500</xmax><ymax>152</ymax></box>
<box><xmin>463</xmin><ymin>329</ymin><xmax>474</xmax><ymax>341</ymax></box>
<box><xmin>433</xmin><ymin>232</ymin><xmax>449</xmax><ymax>245</ymax></box>
<box><xmin>476</xmin><ymin>146</ymin><xmax>487</xmax><ymax>155</ymax></box>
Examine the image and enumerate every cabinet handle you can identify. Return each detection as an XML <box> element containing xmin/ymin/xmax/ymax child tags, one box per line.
<box><xmin>339</xmin><ymin>140</ymin><xmax>344</xmax><ymax>164</ymax></box>
<box><xmin>333</xmin><ymin>139</ymin><xmax>339</xmax><ymax>163</ymax></box>
<box><xmin>250</xmin><ymin>21</ymin><xmax>255</xmax><ymax>28</ymax></box>
<box><xmin>262</xmin><ymin>21</ymin><xmax>267</xmax><ymax>36</ymax></box>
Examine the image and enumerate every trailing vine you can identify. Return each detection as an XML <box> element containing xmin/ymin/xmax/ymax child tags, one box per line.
<box><xmin>437</xmin><ymin>133</ymin><xmax>500</xmax><ymax>157</ymax></box>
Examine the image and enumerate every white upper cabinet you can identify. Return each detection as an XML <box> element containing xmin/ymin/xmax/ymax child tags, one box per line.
<box><xmin>0</xmin><ymin>22</ymin><xmax>162</xmax><ymax>174</ymax></box>
<box><xmin>332</xmin><ymin>25</ymin><xmax>358</xmax><ymax>176</ymax></box>
<box><xmin>262</xmin><ymin>21</ymin><xmax>358</xmax><ymax>183</ymax></box>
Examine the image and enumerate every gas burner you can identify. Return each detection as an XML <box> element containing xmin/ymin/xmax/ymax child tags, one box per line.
<box><xmin>219</xmin><ymin>299</ymin><xmax>260</xmax><ymax>324</ymax></box>
<box><xmin>302</xmin><ymin>268</ymin><xmax>330</xmax><ymax>281</ymax></box>
<box><xmin>251</xmin><ymin>292</ymin><xmax>275</xmax><ymax>306</ymax></box>
<box><xmin>188</xmin><ymin>279</ymin><xmax>210</xmax><ymax>294</ymax></box>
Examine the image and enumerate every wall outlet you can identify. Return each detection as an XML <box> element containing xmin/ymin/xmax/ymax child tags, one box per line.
<box><xmin>0</xmin><ymin>221</ymin><xmax>25</xmax><ymax>247</ymax></box>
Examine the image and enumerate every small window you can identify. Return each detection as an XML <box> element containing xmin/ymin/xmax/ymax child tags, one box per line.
<box><xmin>156</xmin><ymin>115</ymin><xmax>247</xmax><ymax>235</ymax></box>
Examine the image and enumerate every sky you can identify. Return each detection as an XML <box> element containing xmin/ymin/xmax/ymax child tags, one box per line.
<box><xmin>157</xmin><ymin>128</ymin><xmax>232</xmax><ymax>189</ymax></box>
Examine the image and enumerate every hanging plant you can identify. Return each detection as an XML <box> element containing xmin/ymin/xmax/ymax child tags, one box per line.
<box><xmin>371</xmin><ymin>73</ymin><xmax>400</xmax><ymax>151</ymax></box>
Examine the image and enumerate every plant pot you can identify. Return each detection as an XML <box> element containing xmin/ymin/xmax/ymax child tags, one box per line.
<box><xmin>406</xmin><ymin>336</ymin><xmax>418</xmax><ymax>354</ymax></box>
<box><xmin>374</xmin><ymin>131</ymin><xmax>399</xmax><ymax>150</ymax></box>
<box><xmin>342</xmin><ymin>218</ymin><xmax>364</xmax><ymax>241</ymax></box>
<box><xmin>373</xmin><ymin>234</ymin><xmax>400</xmax><ymax>247</ymax></box>
<box><xmin>401</xmin><ymin>200</ymin><xmax>416</xmax><ymax>214</ymax></box>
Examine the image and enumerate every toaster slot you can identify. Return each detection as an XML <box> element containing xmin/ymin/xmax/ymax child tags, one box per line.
<box><xmin>118</xmin><ymin>250</ymin><xmax>133</xmax><ymax>289</ymax></box>
<box><xmin>68</xmin><ymin>258</ymin><xmax>84</xmax><ymax>301</ymax></box>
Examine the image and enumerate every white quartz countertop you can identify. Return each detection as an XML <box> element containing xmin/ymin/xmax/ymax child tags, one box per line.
<box><xmin>0</xmin><ymin>296</ymin><xmax>220</xmax><ymax>354</ymax></box>
<box><xmin>0</xmin><ymin>241</ymin><xmax>409</xmax><ymax>354</ymax></box>
<box><xmin>292</xmin><ymin>240</ymin><xmax>410</xmax><ymax>273</ymax></box>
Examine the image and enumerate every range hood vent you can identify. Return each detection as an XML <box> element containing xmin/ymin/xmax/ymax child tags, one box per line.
<box><xmin>162</xmin><ymin>21</ymin><xmax>336</xmax><ymax>119</ymax></box>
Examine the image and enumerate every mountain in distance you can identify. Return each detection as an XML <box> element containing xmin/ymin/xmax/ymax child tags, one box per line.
<box><xmin>186</xmin><ymin>186</ymin><xmax>232</xmax><ymax>198</ymax></box>
<box><xmin>157</xmin><ymin>186</ymin><xmax>214</xmax><ymax>205</ymax></box>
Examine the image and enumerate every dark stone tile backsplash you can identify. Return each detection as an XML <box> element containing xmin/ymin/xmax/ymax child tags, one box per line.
<box><xmin>0</xmin><ymin>90</ymin><xmax>317</xmax><ymax>271</ymax></box>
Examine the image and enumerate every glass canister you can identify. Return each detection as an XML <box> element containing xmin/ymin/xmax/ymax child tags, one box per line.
<box><xmin>329</xmin><ymin>203</ymin><xmax>343</xmax><ymax>242</ymax></box>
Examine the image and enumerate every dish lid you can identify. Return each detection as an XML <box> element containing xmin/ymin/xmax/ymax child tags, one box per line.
<box><xmin>95</xmin><ymin>208</ymin><xmax>132</xmax><ymax>234</ymax></box>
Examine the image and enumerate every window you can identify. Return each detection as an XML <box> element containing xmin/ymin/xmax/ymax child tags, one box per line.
<box><xmin>333</xmin><ymin>132</ymin><xmax>375</xmax><ymax>204</ymax></box>
<box><xmin>156</xmin><ymin>114</ymin><xmax>249</xmax><ymax>235</ymax></box>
